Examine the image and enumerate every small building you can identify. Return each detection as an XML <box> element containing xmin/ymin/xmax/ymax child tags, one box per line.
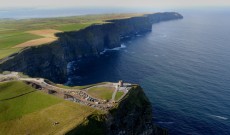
<box><xmin>118</xmin><ymin>80</ymin><xmax>124</xmax><ymax>87</ymax></box>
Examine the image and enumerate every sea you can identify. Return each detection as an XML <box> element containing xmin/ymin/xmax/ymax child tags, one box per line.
<box><xmin>2</xmin><ymin>8</ymin><xmax>230</xmax><ymax>135</ymax></box>
<box><xmin>68</xmin><ymin>10</ymin><xmax>230</xmax><ymax>135</ymax></box>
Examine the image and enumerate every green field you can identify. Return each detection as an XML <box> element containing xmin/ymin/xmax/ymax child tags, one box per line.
<box><xmin>0</xmin><ymin>81</ymin><xmax>36</xmax><ymax>100</ymax></box>
<box><xmin>0</xmin><ymin>81</ymin><xmax>99</xmax><ymax>134</ymax></box>
<box><xmin>115</xmin><ymin>91</ymin><xmax>124</xmax><ymax>101</ymax></box>
<box><xmin>0</xmin><ymin>13</ymin><xmax>144</xmax><ymax>59</ymax></box>
<box><xmin>0</xmin><ymin>48</ymin><xmax>20</xmax><ymax>59</ymax></box>
<box><xmin>87</xmin><ymin>86</ymin><xmax>115</xmax><ymax>100</ymax></box>
<box><xmin>56</xmin><ymin>82</ymin><xmax>108</xmax><ymax>90</ymax></box>
<box><xmin>0</xmin><ymin>30</ymin><xmax>42</xmax><ymax>58</ymax></box>
<box><xmin>0</xmin><ymin>31</ymin><xmax>42</xmax><ymax>48</ymax></box>
<box><xmin>57</xmin><ymin>21</ymin><xmax>107</xmax><ymax>31</ymax></box>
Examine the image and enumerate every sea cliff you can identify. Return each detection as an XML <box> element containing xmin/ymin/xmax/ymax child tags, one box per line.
<box><xmin>0</xmin><ymin>12</ymin><xmax>183</xmax><ymax>135</ymax></box>
<box><xmin>67</xmin><ymin>85</ymin><xmax>168</xmax><ymax>135</ymax></box>
<box><xmin>0</xmin><ymin>12</ymin><xmax>183</xmax><ymax>83</ymax></box>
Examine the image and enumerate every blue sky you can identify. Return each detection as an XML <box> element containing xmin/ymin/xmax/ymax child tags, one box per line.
<box><xmin>1</xmin><ymin>0</ymin><xmax>230</xmax><ymax>9</ymax></box>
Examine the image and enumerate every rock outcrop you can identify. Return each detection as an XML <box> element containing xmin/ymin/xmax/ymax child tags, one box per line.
<box><xmin>0</xmin><ymin>12</ymin><xmax>183</xmax><ymax>83</ymax></box>
<box><xmin>107</xmin><ymin>85</ymin><xmax>168</xmax><ymax>135</ymax></box>
<box><xmin>67</xmin><ymin>85</ymin><xmax>168</xmax><ymax>135</ymax></box>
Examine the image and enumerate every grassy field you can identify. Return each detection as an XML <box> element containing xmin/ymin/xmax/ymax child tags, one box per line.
<box><xmin>0</xmin><ymin>30</ymin><xmax>42</xmax><ymax>58</ymax></box>
<box><xmin>0</xmin><ymin>31</ymin><xmax>42</xmax><ymax>48</ymax></box>
<box><xmin>87</xmin><ymin>86</ymin><xmax>115</xmax><ymax>100</ymax></box>
<box><xmin>0</xmin><ymin>81</ymin><xmax>36</xmax><ymax>100</ymax></box>
<box><xmin>57</xmin><ymin>21</ymin><xmax>105</xmax><ymax>31</ymax></box>
<box><xmin>56</xmin><ymin>82</ymin><xmax>108</xmax><ymax>90</ymax></box>
<box><xmin>115</xmin><ymin>91</ymin><xmax>124</xmax><ymax>101</ymax></box>
<box><xmin>0</xmin><ymin>81</ymin><xmax>99</xmax><ymax>135</ymax></box>
<box><xmin>0</xmin><ymin>13</ymin><xmax>144</xmax><ymax>59</ymax></box>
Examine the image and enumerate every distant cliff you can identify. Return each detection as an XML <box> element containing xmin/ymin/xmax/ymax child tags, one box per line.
<box><xmin>0</xmin><ymin>12</ymin><xmax>183</xmax><ymax>83</ymax></box>
<box><xmin>67</xmin><ymin>85</ymin><xmax>168</xmax><ymax>135</ymax></box>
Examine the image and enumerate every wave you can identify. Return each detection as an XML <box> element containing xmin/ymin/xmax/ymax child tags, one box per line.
<box><xmin>100</xmin><ymin>44</ymin><xmax>126</xmax><ymax>55</ymax></box>
<box><xmin>208</xmin><ymin>114</ymin><xmax>228</xmax><ymax>120</ymax></box>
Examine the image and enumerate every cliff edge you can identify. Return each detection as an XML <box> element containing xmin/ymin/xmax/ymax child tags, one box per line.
<box><xmin>0</xmin><ymin>12</ymin><xmax>183</xmax><ymax>135</ymax></box>
<box><xmin>0</xmin><ymin>12</ymin><xmax>183</xmax><ymax>83</ymax></box>
<box><xmin>67</xmin><ymin>85</ymin><xmax>168</xmax><ymax>135</ymax></box>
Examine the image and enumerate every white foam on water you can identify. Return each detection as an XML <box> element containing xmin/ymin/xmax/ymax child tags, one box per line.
<box><xmin>209</xmin><ymin>114</ymin><xmax>228</xmax><ymax>120</ymax></box>
<box><xmin>100</xmin><ymin>44</ymin><xmax>126</xmax><ymax>55</ymax></box>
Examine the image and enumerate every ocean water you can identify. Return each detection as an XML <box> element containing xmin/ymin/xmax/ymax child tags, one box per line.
<box><xmin>68</xmin><ymin>10</ymin><xmax>230</xmax><ymax>134</ymax></box>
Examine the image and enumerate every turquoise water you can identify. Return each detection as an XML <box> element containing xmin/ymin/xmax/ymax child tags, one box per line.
<box><xmin>69</xmin><ymin>11</ymin><xmax>230</xmax><ymax>134</ymax></box>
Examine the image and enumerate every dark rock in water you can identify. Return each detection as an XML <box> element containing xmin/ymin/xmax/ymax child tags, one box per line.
<box><xmin>0</xmin><ymin>12</ymin><xmax>182</xmax><ymax>83</ymax></box>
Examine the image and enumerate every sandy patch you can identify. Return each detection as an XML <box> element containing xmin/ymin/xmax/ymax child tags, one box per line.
<box><xmin>13</xmin><ymin>29</ymin><xmax>62</xmax><ymax>48</ymax></box>
<box><xmin>13</xmin><ymin>38</ymin><xmax>57</xmax><ymax>48</ymax></box>
<box><xmin>26</xmin><ymin>29</ymin><xmax>62</xmax><ymax>38</ymax></box>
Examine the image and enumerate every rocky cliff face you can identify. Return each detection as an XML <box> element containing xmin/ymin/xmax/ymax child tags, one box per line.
<box><xmin>0</xmin><ymin>12</ymin><xmax>183</xmax><ymax>83</ymax></box>
<box><xmin>67</xmin><ymin>85</ymin><xmax>168</xmax><ymax>135</ymax></box>
<box><xmin>107</xmin><ymin>85</ymin><xmax>168</xmax><ymax>135</ymax></box>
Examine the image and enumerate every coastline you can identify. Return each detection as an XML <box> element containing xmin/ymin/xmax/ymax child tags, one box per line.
<box><xmin>0</xmin><ymin>12</ymin><xmax>183</xmax><ymax>134</ymax></box>
<box><xmin>0</xmin><ymin>12</ymin><xmax>183</xmax><ymax>83</ymax></box>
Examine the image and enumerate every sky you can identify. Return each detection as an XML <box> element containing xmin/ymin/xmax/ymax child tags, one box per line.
<box><xmin>1</xmin><ymin>0</ymin><xmax>230</xmax><ymax>9</ymax></box>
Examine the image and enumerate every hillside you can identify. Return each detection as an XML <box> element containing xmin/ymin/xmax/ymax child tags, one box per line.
<box><xmin>0</xmin><ymin>13</ymin><xmax>144</xmax><ymax>59</ymax></box>
<box><xmin>0</xmin><ymin>80</ymin><xmax>164</xmax><ymax>135</ymax></box>
<box><xmin>66</xmin><ymin>85</ymin><xmax>167</xmax><ymax>135</ymax></box>
<box><xmin>0</xmin><ymin>81</ymin><xmax>99</xmax><ymax>135</ymax></box>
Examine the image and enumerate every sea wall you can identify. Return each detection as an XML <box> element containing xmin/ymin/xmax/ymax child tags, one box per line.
<box><xmin>0</xmin><ymin>12</ymin><xmax>183</xmax><ymax>83</ymax></box>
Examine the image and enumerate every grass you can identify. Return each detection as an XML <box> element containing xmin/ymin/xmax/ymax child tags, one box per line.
<box><xmin>0</xmin><ymin>32</ymin><xmax>42</xmax><ymax>49</ymax></box>
<box><xmin>0</xmin><ymin>31</ymin><xmax>42</xmax><ymax>59</ymax></box>
<box><xmin>57</xmin><ymin>22</ymin><xmax>96</xmax><ymax>32</ymax></box>
<box><xmin>0</xmin><ymin>81</ymin><xmax>99</xmax><ymax>134</ymax></box>
<box><xmin>115</xmin><ymin>91</ymin><xmax>124</xmax><ymax>101</ymax></box>
<box><xmin>109</xmin><ymin>85</ymin><xmax>150</xmax><ymax>115</ymax></box>
<box><xmin>0</xmin><ymin>81</ymin><xmax>63</xmax><ymax>122</ymax></box>
<box><xmin>67</xmin><ymin>112</ymin><xmax>107</xmax><ymax>135</ymax></box>
<box><xmin>0</xmin><ymin>13</ymin><xmax>145</xmax><ymax>59</ymax></box>
<box><xmin>87</xmin><ymin>87</ymin><xmax>115</xmax><ymax>100</ymax></box>
<box><xmin>0</xmin><ymin>81</ymin><xmax>36</xmax><ymax>100</ymax></box>
<box><xmin>55</xmin><ymin>82</ymin><xmax>108</xmax><ymax>90</ymax></box>
<box><xmin>0</xmin><ymin>48</ymin><xmax>20</xmax><ymax>59</ymax></box>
